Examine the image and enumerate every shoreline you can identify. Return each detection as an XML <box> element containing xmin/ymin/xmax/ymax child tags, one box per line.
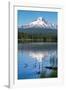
<box><xmin>18</xmin><ymin>42</ymin><xmax>57</xmax><ymax>44</ymax></box>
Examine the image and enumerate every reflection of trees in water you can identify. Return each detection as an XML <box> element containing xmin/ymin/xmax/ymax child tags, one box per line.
<box><xmin>21</xmin><ymin>50</ymin><xmax>57</xmax><ymax>78</ymax></box>
<box><xmin>50</xmin><ymin>51</ymin><xmax>57</xmax><ymax>68</ymax></box>
<box><xmin>39</xmin><ymin>51</ymin><xmax>57</xmax><ymax>78</ymax></box>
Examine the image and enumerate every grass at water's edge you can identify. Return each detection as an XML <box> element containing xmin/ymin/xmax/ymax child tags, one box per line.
<box><xmin>40</xmin><ymin>69</ymin><xmax>57</xmax><ymax>78</ymax></box>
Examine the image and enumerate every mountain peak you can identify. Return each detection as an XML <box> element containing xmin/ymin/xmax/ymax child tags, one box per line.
<box><xmin>37</xmin><ymin>17</ymin><xmax>43</xmax><ymax>21</ymax></box>
<box><xmin>20</xmin><ymin>17</ymin><xmax>57</xmax><ymax>29</ymax></box>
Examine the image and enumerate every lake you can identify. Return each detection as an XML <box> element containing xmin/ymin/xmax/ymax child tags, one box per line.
<box><xmin>18</xmin><ymin>43</ymin><xmax>57</xmax><ymax>79</ymax></box>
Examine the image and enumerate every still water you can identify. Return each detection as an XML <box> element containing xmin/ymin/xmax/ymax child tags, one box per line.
<box><xmin>18</xmin><ymin>43</ymin><xmax>57</xmax><ymax>79</ymax></box>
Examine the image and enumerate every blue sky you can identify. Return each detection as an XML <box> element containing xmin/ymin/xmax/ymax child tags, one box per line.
<box><xmin>18</xmin><ymin>10</ymin><xmax>57</xmax><ymax>26</ymax></box>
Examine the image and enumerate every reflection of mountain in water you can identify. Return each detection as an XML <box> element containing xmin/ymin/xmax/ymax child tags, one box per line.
<box><xmin>29</xmin><ymin>51</ymin><xmax>48</xmax><ymax>62</ymax></box>
<box><xmin>29</xmin><ymin>50</ymin><xmax>57</xmax><ymax>68</ymax></box>
<box><xmin>18</xmin><ymin>43</ymin><xmax>57</xmax><ymax>79</ymax></box>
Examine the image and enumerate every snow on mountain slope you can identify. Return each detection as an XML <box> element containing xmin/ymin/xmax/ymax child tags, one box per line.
<box><xmin>19</xmin><ymin>17</ymin><xmax>57</xmax><ymax>29</ymax></box>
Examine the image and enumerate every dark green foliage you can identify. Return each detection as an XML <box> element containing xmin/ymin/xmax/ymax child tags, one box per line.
<box><xmin>49</xmin><ymin>69</ymin><xmax>57</xmax><ymax>77</ymax></box>
<box><xmin>40</xmin><ymin>72</ymin><xmax>46</xmax><ymax>78</ymax></box>
<box><xmin>40</xmin><ymin>69</ymin><xmax>57</xmax><ymax>78</ymax></box>
<box><xmin>18</xmin><ymin>32</ymin><xmax>57</xmax><ymax>43</ymax></box>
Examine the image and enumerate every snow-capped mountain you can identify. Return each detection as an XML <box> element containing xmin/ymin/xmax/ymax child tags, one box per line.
<box><xmin>19</xmin><ymin>17</ymin><xmax>57</xmax><ymax>29</ymax></box>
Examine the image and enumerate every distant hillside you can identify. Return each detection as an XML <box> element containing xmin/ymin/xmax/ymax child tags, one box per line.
<box><xmin>18</xmin><ymin>28</ymin><xmax>57</xmax><ymax>36</ymax></box>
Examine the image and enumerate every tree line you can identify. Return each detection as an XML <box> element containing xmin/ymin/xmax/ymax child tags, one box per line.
<box><xmin>18</xmin><ymin>32</ymin><xmax>57</xmax><ymax>43</ymax></box>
